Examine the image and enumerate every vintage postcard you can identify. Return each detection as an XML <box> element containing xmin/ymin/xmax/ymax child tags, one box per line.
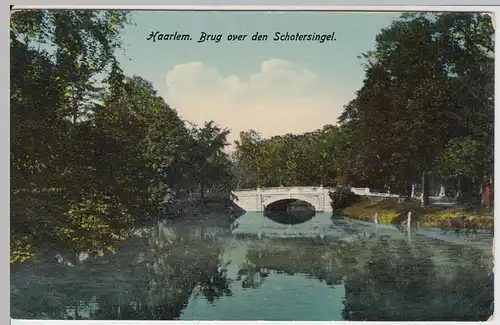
<box><xmin>10</xmin><ymin>8</ymin><xmax>494</xmax><ymax>321</ymax></box>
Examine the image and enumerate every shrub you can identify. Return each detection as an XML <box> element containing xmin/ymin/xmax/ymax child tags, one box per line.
<box><xmin>377</xmin><ymin>211</ymin><xmax>401</xmax><ymax>224</ymax></box>
<box><xmin>329</xmin><ymin>186</ymin><xmax>362</xmax><ymax>211</ymax></box>
<box><xmin>55</xmin><ymin>193</ymin><xmax>134</xmax><ymax>256</ymax></box>
<box><xmin>10</xmin><ymin>236</ymin><xmax>36</xmax><ymax>263</ymax></box>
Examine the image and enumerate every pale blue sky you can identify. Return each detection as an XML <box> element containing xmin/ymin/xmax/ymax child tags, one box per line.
<box><xmin>115</xmin><ymin>11</ymin><xmax>402</xmax><ymax>144</ymax></box>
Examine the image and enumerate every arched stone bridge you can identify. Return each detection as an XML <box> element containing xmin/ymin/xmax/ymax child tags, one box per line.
<box><xmin>232</xmin><ymin>186</ymin><xmax>332</xmax><ymax>212</ymax></box>
<box><xmin>232</xmin><ymin>186</ymin><xmax>400</xmax><ymax>212</ymax></box>
<box><xmin>232</xmin><ymin>186</ymin><xmax>377</xmax><ymax>212</ymax></box>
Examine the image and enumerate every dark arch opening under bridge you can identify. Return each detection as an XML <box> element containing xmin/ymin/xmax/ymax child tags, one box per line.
<box><xmin>264</xmin><ymin>199</ymin><xmax>316</xmax><ymax>225</ymax></box>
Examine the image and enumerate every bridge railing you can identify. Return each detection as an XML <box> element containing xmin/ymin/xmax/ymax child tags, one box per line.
<box><xmin>233</xmin><ymin>186</ymin><xmax>401</xmax><ymax>198</ymax></box>
<box><xmin>260</xmin><ymin>186</ymin><xmax>323</xmax><ymax>193</ymax></box>
<box><xmin>234</xmin><ymin>186</ymin><xmax>324</xmax><ymax>192</ymax></box>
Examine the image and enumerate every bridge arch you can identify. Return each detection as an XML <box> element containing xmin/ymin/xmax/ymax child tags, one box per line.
<box><xmin>231</xmin><ymin>187</ymin><xmax>332</xmax><ymax>212</ymax></box>
<box><xmin>262</xmin><ymin>194</ymin><xmax>320</xmax><ymax>211</ymax></box>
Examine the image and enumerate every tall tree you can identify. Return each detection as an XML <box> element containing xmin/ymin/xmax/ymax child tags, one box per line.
<box><xmin>337</xmin><ymin>12</ymin><xmax>494</xmax><ymax>206</ymax></box>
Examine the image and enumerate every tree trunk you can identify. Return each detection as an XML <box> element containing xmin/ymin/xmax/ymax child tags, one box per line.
<box><xmin>421</xmin><ymin>171</ymin><xmax>429</xmax><ymax>207</ymax></box>
<box><xmin>200</xmin><ymin>181</ymin><xmax>205</xmax><ymax>212</ymax></box>
<box><xmin>456</xmin><ymin>176</ymin><xmax>475</xmax><ymax>205</ymax></box>
<box><xmin>405</xmin><ymin>182</ymin><xmax>413</xmax><ymax>199</ymax></box>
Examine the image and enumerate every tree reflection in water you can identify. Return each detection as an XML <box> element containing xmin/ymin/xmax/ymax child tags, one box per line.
<box><xmin>11</xmin><ymin>225</ymin><xmax>493</xmax><ymax>321</ymax></box>
<box><xmin>11</xmin><ymin>223</ymin><xmax>233</xmax><ymax>320</ymax></box>
<box><xmin>236</xmin><ymin>238</ymin><xmax>346</xmax><ymax>289</ymax></box>
<box><xmin>341</xmin><ymin>237</ymin><xmax>493</xmax><ymax>321</ymax></box>
<box><xmin>232</xmin><ymin>235</ymin><xmax>493</xmax><ymax>321</ymax></box>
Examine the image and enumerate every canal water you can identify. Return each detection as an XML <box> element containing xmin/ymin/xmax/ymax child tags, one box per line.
<box><xmin>10</xmin><ymin>212</ymin><xmax>494</xmax><ymax>321</ymax></box>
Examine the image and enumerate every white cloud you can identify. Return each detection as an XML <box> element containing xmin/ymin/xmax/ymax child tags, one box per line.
<box><xmin>162</xmin><ymin>58</ymin><xmax>346</xmax><ymax>147</ymax></box>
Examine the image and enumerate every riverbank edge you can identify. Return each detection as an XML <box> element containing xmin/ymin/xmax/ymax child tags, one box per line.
<box><xmin>11</xmin><ymin>199</ymin><xmax>244</xmax><ymax>266</ymax></box>
<box><xmin>333</xmin><ymin>196</ymin><xmax>494</xmax><ymax>230</ymax></box>
<box><xmin>160</xmin><ymin>200</ymin><xmax>245</xmax><ymax>227</ymax></box>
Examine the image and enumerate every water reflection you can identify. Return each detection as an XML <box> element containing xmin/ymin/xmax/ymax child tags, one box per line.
<box><xmin>264</xmin><ymin>199</ymin><xmax>316</xmax><ymax>225</ymax></box>
<box><xmin>11</xmin><ymin>224</ymin><xmax>233</xmax><ymax>320</ymax></box>
<box><xmin>342</xmin><ymin>238</ymin><xmax>494</xmax><ymax>321</ymax></box>
<box><xmin>11</xmin><ymin>216</ymin><xmax>493</xmax><ymax>321</ymax></box>
<box><xmin>239</xmin><ymin>238</ymin><xmax>344</xmax><ymax>286</ymax></box>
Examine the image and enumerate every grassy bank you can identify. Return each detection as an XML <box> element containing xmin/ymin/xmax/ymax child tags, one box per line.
<box><xmin>338</xmin><ymin>196</ymin><xmax>493</xmax><ymax>230</ymax></box>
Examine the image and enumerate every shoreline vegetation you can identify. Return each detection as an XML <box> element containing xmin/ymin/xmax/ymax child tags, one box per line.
<box><xmin>163</xmin><ymin>199</ymin><xmax>245</xmax><ymax>227</ymax></box>
<box><xmin>11</xmin><ymin>199</ymin><xmax>239</xmax><ymax>269</ymax></box>
<box><xmin>11</xmin><ymin>11</ymin><xmax>494</xmax><ymax>266</ymax></box>
<box><xmin>335</xmin><ymin>195</ymin><xmax>493</xmax><ymax>230</ymax></box>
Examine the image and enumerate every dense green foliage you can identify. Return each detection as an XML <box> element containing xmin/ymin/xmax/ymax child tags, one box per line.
<box><xmin>233</xmin><ymin>126</ymin><xmax>342</xmax><ymax>187</ymax></box>
<box><xmin>11</xmin><ymin>10</ymin><xmax>235</xmax><ymax>263</ymax></box>
<box><xmin>233</xmin><ymin>12</ymin><xmax>494</xmax><ymax>207</ymax></box>
<box><xmin>329</xmin><ymin>187</ymin><xmax>362</xmax><ymax>212</ymax></box>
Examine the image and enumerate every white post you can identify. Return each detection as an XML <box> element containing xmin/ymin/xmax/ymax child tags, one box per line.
<box><xmin>319</xmin><ymin>185</ymin><xmax>324</xmax><ymax>211</ymax></box>
<box><xmin>439</xmin><ymin>185</ymin><xmax>446</xmax><ymax>197</ymax></box>
<box><xmin>365</xmin><ymin>187</ymin><xmax>370</xmax><ymax>195</ymax></box>
<box><xmin>407</xmin><ymin>211</ymin><xmax>412</xmax><ymax>241</ymax></box>
<box><xmin>411</xmin><ymin>183</ymin><xmax>416</xmax><ymax>198</ymax></box>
